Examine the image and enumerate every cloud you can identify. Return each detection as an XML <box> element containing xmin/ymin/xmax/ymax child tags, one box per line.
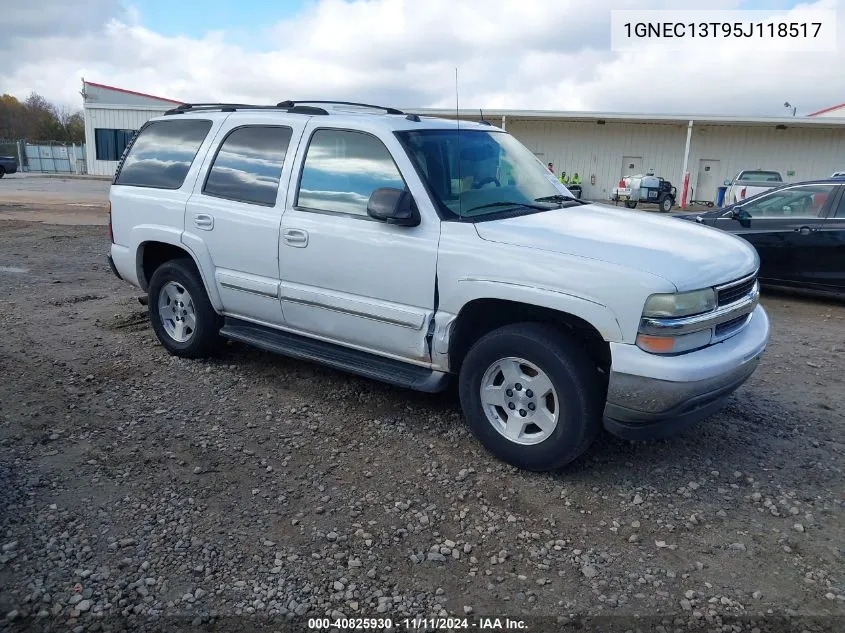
<box><xmin>0</xmin><ymin>0</ymin><xmax>842</xmax><ymax>117</ymax></box>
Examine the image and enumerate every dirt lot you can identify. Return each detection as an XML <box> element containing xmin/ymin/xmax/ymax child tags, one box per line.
<box><xmin>0</xmin><ymin>196</ymin><xmax>843</xmax><ymax>632</ymax></box>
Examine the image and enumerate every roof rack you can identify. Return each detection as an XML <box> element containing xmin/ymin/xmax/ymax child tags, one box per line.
<box><xmin>164</xmin><ymin>103</ymin><xmax>329</xmax><ymax>116</ymax></box>
<box><xmin>276</xmin><ymin>100</ymin><xmax>405</xmax><ymax>115</ymax></box>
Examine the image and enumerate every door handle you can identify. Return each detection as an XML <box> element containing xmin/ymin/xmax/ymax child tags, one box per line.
<box><xmin>794</xmin><ymin>226</ymin><xmax>811</xmax><ymax>235</ymax></box>
<box><xmin>282</xmin><ymin>228</ymin><xmax>309</xmax><ymax>247</ymax></box>
<box><xmin>193</xmin><ymin>213</ymin><xmax>214</xmax><ymax>230</ymax></box>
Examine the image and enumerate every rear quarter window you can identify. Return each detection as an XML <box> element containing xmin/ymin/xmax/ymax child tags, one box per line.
<box><xmin>115</xmin><ymin>119</ymin><xmax>212</xmax><ymax>189</ymax></box>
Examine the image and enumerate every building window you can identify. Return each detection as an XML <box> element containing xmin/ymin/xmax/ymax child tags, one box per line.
<box><xmin>95</xmin><ymin>128</ymin><xmax>138</xmax><ymax>162</ymax></box>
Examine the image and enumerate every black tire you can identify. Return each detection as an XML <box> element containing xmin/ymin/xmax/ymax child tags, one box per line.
<box><xmin>660</xmin><ymin>196</ymin><xmax>673</xmax><ymax>213</ymax></box>
<box><xmin>147</xmin><ymin>258</ymin><xmax>221</xmax><ymax>358</ymax></box>
<box><xmin>0</xmin><ymin>167</ymin><xmax>5</xmax><ymax>179</ymax></box>
<box><xmin>458</xmin><ymin>323</ymin><xmax>602</xmax><ymax>471</ymax></box>
<box><xmin>624</xmin><ymin>200</ymin><xmax>637</xmax><ymax>209</ymax></box>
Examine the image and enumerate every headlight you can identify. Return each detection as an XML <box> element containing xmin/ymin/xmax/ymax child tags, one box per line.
<box><xmin>642</xmin><ymin>288</ymin><xmax>716</xmax><ymax>318</ymax></box>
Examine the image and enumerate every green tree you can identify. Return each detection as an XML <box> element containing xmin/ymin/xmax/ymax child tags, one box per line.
<box><xmin>0</xmin><ymin>94</ymin><xmax>28</xmax><ymax>139</ymax></box>
<box><xmin>0</xmin><ymin>91</ymin><xmax>85</xmax><ymax>142</ymax></box>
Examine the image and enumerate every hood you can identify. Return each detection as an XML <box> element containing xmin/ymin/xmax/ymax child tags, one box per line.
<box><xmin>474</xmin><ymin>203</ymin><xmax>758</xmax><ymax>291</ymax></box>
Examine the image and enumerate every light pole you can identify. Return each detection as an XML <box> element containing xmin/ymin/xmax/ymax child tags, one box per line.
<box><xmin>784</xmin><ymin>101</ymin><xmax>797</xmax><ymax>116</ymax></box>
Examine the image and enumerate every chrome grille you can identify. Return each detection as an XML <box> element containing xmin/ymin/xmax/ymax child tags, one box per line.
<box><xmin>717</xmin><ymin>275</ymin><xmax>757</xmax><ymax>307</ymax></box>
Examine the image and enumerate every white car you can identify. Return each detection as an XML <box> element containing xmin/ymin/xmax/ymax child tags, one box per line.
<box><xmin>107</xmin><ymin>100</ymin><xmax>770</xmax><ymax>471</ymax></box>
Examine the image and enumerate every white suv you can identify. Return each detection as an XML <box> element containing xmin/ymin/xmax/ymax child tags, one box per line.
<box><xmin>107</xmin><ymin>100</ymin><xmax>770</xmax><ymax>471</ymax></box>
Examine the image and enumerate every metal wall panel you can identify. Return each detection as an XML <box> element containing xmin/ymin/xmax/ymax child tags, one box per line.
<box><xmin>506</xmin><ymin>119</ymin><xmax>845</xmax><ymax>203</ymax></box>
<box><xmin>507</xmin><ymin>119</ymin><xmax>688</xmax><ymax>201</ymax></box>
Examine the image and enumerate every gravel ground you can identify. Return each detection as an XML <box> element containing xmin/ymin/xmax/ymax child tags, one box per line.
<box><xmin>0</xmin><ymin>215</ymin><xmax>843</xmax><ymax>633</ymax></box>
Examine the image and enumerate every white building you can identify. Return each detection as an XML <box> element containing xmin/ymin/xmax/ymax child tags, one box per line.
<box><xmin>81</xmin><ymin>80</ymin><xmax>182</xmax><ymax>176</ymax></box>
<box><xmin>416</xmin><ymin>109</ymin><xmax>845</xmax><ymax>203</ymax></box>
<box><xmin>81</xmin><ymin>81</ymin><xmax>845</xmax><ymax>204</ymax></box>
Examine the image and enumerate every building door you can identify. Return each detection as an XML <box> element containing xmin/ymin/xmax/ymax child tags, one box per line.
<box><xmin>621</xmin><ymin>156</ymin><xmax>642</xmax><ymax>179</ymax></box>
<box><xmin>696</xmin><ymin>159</ymin><xmax>720</xmax><ymax>203</ymax></box>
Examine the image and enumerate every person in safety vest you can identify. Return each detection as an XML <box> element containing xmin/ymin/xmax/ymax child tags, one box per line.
<box><xmin>559</xmin><ymin>171</ymin><xmax>569</xmax><ymax>184</ymax></box>
<box><xmin>570</xmin><ymin>172</ymin><xmax>583</xmax><ymax>185</ymax></box>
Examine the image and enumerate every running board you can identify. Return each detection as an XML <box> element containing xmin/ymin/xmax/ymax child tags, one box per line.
<box><xmin>219</xmin><ymin>318</ymin><xmax>450</xmax><ymax>393</ymax></box>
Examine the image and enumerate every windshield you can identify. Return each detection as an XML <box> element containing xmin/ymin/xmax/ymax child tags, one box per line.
<box><xmin>395</xmin><ymin>129</ymin><xmax>573</xmax><ymax>220</ymax></box>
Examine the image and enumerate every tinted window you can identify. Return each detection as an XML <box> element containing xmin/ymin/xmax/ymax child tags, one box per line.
<box><xmin>743</xmin><ymin>184</ymin><xmax>835</xmax><ymax>218</ymax></box>
<box><xmin>95</xmin><ymin>128</ymin><xmax>137</xmax><ymax>161</ymax></box>
<box><xmin>115</xmin><ymin>119</ymin><xmax>212</xmax><ymax>189</ymax></box>
<box><xmin>297</xmin><ymin>129</ymin><xmax>405</xmax><ymax>216</ymax></box>
<box><xmin>202</xmin><ymin>126</ymin><xmax>291</xmax><ymax>206</ymax></box>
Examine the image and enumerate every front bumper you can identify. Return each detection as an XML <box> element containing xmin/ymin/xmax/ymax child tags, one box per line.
<box><xmin>603</xmin><ymin>304</ymin><xmax>770</xmax><ymax>440</ymax></box>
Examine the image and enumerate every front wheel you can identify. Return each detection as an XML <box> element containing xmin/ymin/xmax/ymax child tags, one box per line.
<box><xmin>0</xmin><ymin>167</ymin><xmax>5</xmax><ymax>179</ymax></box>
<box><xmin>148</xmin><ymin>258</ymin><xmax>221</xmax><ymax>358</ymax></box>
<box><xmin>458</xmin><ymin>323</ymin><xmax>602</xmax><ymax>471</ymax></box>
<box><xmin>624</xmin><ymin>200</ymin><xmax>637</xmax><ymax>209</ymax></box>
<box><xmin>660</xmin><ymin>196</ymin><xmax>673</xmax><ymax>213</ymax></box>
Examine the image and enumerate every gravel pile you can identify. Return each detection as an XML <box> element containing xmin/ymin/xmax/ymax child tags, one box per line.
<box><xmin>0</xmin><ymin>222</ymin><xmax>843</xmax><ymax>632</ymax></box>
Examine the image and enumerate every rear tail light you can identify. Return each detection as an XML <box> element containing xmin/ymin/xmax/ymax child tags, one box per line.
<box><xmin>108</xmin><ymin>202</ymin><xmax>114</xmax><ymax>243</ymax></box>
<box><xmin>740</xmin><ymin>187</ymin><xmax>747</xmax><ymax>199</ymax></box>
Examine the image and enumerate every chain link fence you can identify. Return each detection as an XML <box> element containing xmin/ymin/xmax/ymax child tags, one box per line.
<box><xmin>0</xmin><ymin>139</ymin><xmax>87</xmax><ymax>174</ymax></box>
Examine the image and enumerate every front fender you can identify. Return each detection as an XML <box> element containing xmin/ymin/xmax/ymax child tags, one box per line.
<box><xmin>431</xmin><ymin>278</ymin><xmax>624</xmax><ymax>371</ymax></box>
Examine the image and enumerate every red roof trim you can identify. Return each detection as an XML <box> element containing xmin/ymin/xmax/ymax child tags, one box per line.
<box><xmin>84</xmin><ymin>81</ymin><xmax>183</xmax><ymax>105</ymax></box>
<box><xmin>806</xmin><ymin>102</ymin><xmax>845</xmax><ymax>117</ymax></box>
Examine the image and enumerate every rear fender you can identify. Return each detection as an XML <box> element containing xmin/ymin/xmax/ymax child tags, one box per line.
<box><xmin>130</xmin><ymin>225</ymin><xmax>223</xmax><ymax>311</ymax></box>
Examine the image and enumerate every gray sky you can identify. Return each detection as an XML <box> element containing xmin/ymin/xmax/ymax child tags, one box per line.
<box><xmin>1</xmin><ymin>0</ymin><xmax>842</xmax><ymax>116</ymax></box>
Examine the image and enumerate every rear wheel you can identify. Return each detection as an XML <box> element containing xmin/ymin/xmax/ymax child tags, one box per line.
<box><xmin>148</xmin><ymin>258</ymin><xmax>221</xmax><ymax>358</ymax></box>
<box><xmin>458</xmin><ymin>323</ymin><xmax>602</xmax><ymax>471</ymax></box>
<box><xmin>659</xmin><ymin>196</ymin><xmax>673</xmax><ymax>212</ymax></box>
<box><xmin>624</xmin><ymin>200</ymin><xmax>637</xmax><ymax>209</ymax></box>
<box><xmin>0</xmin><ymin>167</ymin><xmax>5</xmax><ymax>178</ymax></box>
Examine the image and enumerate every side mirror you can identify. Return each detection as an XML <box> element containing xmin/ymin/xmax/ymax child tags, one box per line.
<box><xmin>731</xmin><ymin>207</ymin><xmax>751</xmax><ymax>227</ymax></box>
<box><xmin>723</xmin><ymin>179</ymin><xmax>732</xmax><ymax>186</ymax></box>
<box><xmin>366</xmin><ymin>187</ymin><xmax>420</xmax><ymax>227</ymax></box>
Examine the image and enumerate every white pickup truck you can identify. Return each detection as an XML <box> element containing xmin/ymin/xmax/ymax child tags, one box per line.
<box><xmin>107</xmin><ymin>100</ymin><xmax>770</xmax><ymax>471</ymax></box>
<box><xmin>723</xmin><ymin>169</ymin><xmax>784</xmax><ymax>205</ymax></box>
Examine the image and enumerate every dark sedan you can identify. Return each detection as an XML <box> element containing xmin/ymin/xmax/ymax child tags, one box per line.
<box><xmin>0</xmin><ymin>155</ymin><xmax>18</xmax><ymax>178</ymax></box>
<box><xmin>676</xmin><ymin>179</ymin><xmax>845</xmax><ymax>295</ymax></box>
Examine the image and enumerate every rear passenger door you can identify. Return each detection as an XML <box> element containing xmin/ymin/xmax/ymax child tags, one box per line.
<box><xmin>276</xmin><ymin>123</ymin><xmax>440</xmax><ymax>363</ymax></box>
<box><xmin>185</xmin><ymin>115</ymin><xmax>305</xmax><ymax>325</ymax></box>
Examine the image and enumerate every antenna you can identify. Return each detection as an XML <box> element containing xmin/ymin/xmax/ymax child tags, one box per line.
<box><xmin>456</xmin><ymin>67</ymin><xmax>463</xmax><ymax>220</ymax></box>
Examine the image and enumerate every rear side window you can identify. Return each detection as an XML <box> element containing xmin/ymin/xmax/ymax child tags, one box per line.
<box><xmin>115</xmin><ymin>119</ymin><xmax>212</xmax><ymax>189</ymax></box>
<box><xmin>203</xmin><ymin>126</ymin><xmax>292</xmax><ymax>206</ymax></box>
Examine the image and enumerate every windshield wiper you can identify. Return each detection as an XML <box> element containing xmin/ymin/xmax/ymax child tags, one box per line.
<box><xmin>466</xmin><ymin>201</ymin><xmax>553</xmax><ymax>213</ymax></box>
<box><xmin>534</xmin><ymin>194</ymin><xmax>582</xmax><ymax>203</ymax></box>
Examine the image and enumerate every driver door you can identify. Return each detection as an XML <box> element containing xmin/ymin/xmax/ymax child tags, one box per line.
<box><xmin>276</xmin><ymin>124</ymin><xmax>440</xmax><ymax>362</ymax></box>
<box><xmin>712</xmin><ymin>183</ymin><xmax>836</xmax><ymax>286</ymax></box>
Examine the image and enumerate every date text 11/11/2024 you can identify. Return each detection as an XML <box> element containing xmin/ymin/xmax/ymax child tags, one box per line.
<box><xmin>307</xmin><ymin>617</ymin><xmax>528</xmax><ymax>630</ymax></box>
